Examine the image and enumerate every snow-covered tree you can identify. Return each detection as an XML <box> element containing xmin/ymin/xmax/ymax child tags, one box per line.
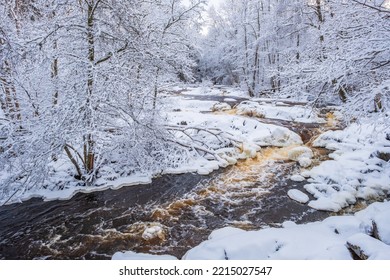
<box><xmin>198</xmin><ymin>0</ymin><xmax>306</xmax><ymax>96</ymax></box>
<box><xmin>199</xmin><ymin>0</ymin><xmax>389</xmax><ymax>118</ymax></box>
<box><xmin>0</xmin><ymin>0</ymin><xmax>206</xmax><ymax>198</ymax></box>
<box><xmin>281</xmin><ymin>0</ymin><xmax>390</xmax><ymax>114</ymax></box>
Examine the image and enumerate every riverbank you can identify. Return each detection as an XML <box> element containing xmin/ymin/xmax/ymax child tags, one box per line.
<box><xmin>1</xmin><ymin>85</ymin><xmax>388</xmax><ymax>260</ymax></box>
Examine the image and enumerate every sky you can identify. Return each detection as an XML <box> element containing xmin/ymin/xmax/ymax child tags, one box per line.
<box><xmin>207</xmin><ymin>0</ymin><xmax>224</xmax><ymax>7</ymax></box>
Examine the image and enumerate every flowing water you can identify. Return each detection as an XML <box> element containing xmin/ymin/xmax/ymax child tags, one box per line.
<box><xmin>0</xmin><ymin>95</ymin><xmax>339</xmax><ymax>260</ymax></box>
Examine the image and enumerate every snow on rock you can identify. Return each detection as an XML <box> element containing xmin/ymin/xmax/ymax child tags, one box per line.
<box><xmin>282</xmin><ymin>221</ymin><xmax>297</xmax><ymax>228</ymax></box>
<box><xmin>182</xmin><ymin>201</ymin><xmax>390</xmax><ymax>260</ymax></box>
<box><xmin>141</xmin><ymin>224</ymin><xmax>166</xmax><ymax>241</ymax></box>
<box><xmin>256</xmin><ymin>127</ymin><xmax>302</xmax><ymax>147</ymax></box>
<box><xmin>308</xmin><ymin>197</ymin><xmax>344</xmax><ymax>212</ymax></box>
<box><xmin>212</xmin><ymin>102</ymin><xmax>232</xmax><ymax>111</ymax></box>
<box><xmin>112</xmin><ymin>251</ymin><xmax>177</xmax><ymax>260</ymax></box>
<box><xmin>235</xmin><ymin>101</ymin><xmax>325</xmax><ymax>123</ymax></box>
<box><xmin>236</xmin><ymin>101</ymin><xmax>266</xmax><ymax>118</ymax></box>
<box><xmin>322</xmin><ymin>215</ymin><xmax>363</xmax><ymax>237</ymax></box>
<box><xmin>183</xmin><ymin>222</ymin><xmax>352</xmax><ymax>260</ymax></box>
<box><xmin>290</xmin><ymin>175</ymin><xmax>306</xmax><ymax>182</ymax></box>
<box><xmin>288</xmin><ymin>189</ymin><xmax>310</xmax><ymax>204</ymax></box>
<box><xmin>287</xmin><ymin>146</ymin><xmax>314</xmax><ymax>168</ymax></box>
<box><xmin>208</xmin><ymin>227</ymin><xmax>246</xmax><ymax>240</ymax></box>
<box><xmin>372</xmin><ymin>209</ymin><xmax>390</xmax><ymax>245</ymax></box>
<box><xmin>347</xmin><ymin>233</ymin><xmax>390</xmax><ymax>260</ymax></box>
<box><xmin>298</xmin><ymin>157</ymin><xmax>312</xmax><ymax>168</ymax></box>
<box><xmin>175</xmin><ymin>85</ymin><xmax>249</xmax><ymax>98</ymax></box>
<box><xmin>304</xmin><ymin>122</ymin><xmax>390</xmax><ymax>212</ymax></box>
<box><xmin>288</xmin><ymin>146</ymin><xmax>314</xmax><ymax>161</ymax></box>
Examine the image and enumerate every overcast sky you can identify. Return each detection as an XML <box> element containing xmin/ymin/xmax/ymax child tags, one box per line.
<box><xmin>208</xmin><ymin>0</ymin><xmax>224</xmax><ymax>7</ymax></box>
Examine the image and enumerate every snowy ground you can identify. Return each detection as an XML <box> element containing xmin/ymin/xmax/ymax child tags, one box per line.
<box><xmin>113</xmin><ymin>200</ymin><xmax>390</xmax><ymax>260</ymax></box>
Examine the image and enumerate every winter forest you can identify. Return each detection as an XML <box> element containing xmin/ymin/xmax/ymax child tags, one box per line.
<box><xmin>0</xmin><ymin>0</ymin><xmax>390</xmax><ymax>260</ymax></box>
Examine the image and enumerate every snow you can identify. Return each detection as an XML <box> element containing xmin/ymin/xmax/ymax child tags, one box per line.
<box><xmin>212</xmin><ymin>102</ymin><xmax>231</xmax><ymax>111</ymax></box>
<box><xmin>301</xmin><ymin>122</ymin><xmax>390</xmax><ymax>212</ymax></box>
<box><xmin>208</xmin><ymin>227</ymin><xmax>245</xmax><ymax>240</ymax></box>
<box><xmin>287</xmin><ymin>146</ymin><xmax>314</xmax><ymax>161</ymax></box>
<box><xmin>373</xmin><ymin>209</ymin><xmax>390</xmax><ymax>245</ymax></box>
<box><xmin>284</xmin><ymin>146</ymin><xmax>314</xmax><ymax>168</ymax></box>
<box><xmin>298</xmin><ymin>157</ymin><xmax>312</xmax><ymax>168</ymax></box>
<box><xmin>288</xmin><ymin>189</ymin><xmax>310</xmax><ymax>204</ymax></box>
<box><xmin>175</xmin><ymin>84</ymin><xmax>249</xmax><ymax>98</ymax></box>
<box><xmin>181</xmin><ymin>201</ymin><xmax>390</xmax><ymax>260</ymax></box>
<box><xmin>236</xmin><ymin>101</ymin><xmax>325</xmax><ymax>123</ymax></box>
<box><xmin>20</xmin><ymin>174</ymin><xmax>153</xmax><ymax>204</ymax></box>
<box><xmin>287</xmin><ymin>146</ymin><xmax>314</xmax><ymax>168</ymax></box>
<box><xmin>290</xmin><ymin>174</ymin><xmax>306</xmax><ymax>182</ymax></box>
<box><xmin>347</xmin><ymin>233</ymin><xmax>390</xmax><ymax>260</ymax></box>
<box><xmin>142</xmin><ymin>225</ymin><xmax>166</xmax><ymax>240</ymax></box>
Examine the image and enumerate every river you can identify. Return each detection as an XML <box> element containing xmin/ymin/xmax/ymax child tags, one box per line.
<box><xmin>0</xmin><ymin>94</ymin><xmax>338</xmax><ymax>260</ymax></box>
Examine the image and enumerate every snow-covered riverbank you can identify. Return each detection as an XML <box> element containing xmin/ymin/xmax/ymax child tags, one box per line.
<box><xmin>113</xmin><ymin>200</ymin><xmax>390</xmax><ymax>260</ymax></box>
<box><xmin>300</xmin><ymin>121</ymin><xmax>390</xmax><ymax>212</ymax></box>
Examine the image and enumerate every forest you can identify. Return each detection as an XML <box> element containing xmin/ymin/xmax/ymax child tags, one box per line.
<box><xmin>0</xmin><ymin>0</ymin><xmax>389</xmax><ymax>260</ymax></box>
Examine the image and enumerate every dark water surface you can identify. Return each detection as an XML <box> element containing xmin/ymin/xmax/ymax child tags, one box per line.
<box><xmin>0</xmin><ymin>161</ymin><xmax>331</xmax><ymax>260</ymax></box>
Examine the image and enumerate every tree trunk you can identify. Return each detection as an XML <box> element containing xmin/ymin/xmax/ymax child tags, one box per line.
<box><xmin>296</xmin><ymin>33</ymin><xmax>300</xmax><ymax>61</ymax></box>
<box><xmin>85</xmin><ymin>1</ymin><xmax>96</xmax><ymax>174</ymax></box>
<box><xmin>52</xmin><ymin>40</ymin><xmax>59</xmax><ymax>106</ymax></box>
<box><xmin>153</xmin><ymin>67</ymin><xmax>160</xmax><ymax>110</ymax></box>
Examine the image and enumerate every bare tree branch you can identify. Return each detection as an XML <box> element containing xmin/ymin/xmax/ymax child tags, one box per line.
<box><xmin>351</xmin><ymin>0</ymin><xmax>390</xmax><ymax>13</ymax></box>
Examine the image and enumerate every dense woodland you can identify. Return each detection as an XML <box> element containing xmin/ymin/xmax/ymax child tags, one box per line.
<box><xmin>198</xmin><ymin>0</ymin><xmax>389</xmax><ymax>107</ymax></box>
<box><xmin>0</xmin><ymin>0</ymin><xmax>389</xmax><ymax>199</ymax></box>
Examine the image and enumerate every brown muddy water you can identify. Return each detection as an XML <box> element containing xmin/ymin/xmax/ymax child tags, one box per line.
<box><xmin>0</xmin><ymin>97</ymin><xmax>338</xmax><ymax>260</ymax></box>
